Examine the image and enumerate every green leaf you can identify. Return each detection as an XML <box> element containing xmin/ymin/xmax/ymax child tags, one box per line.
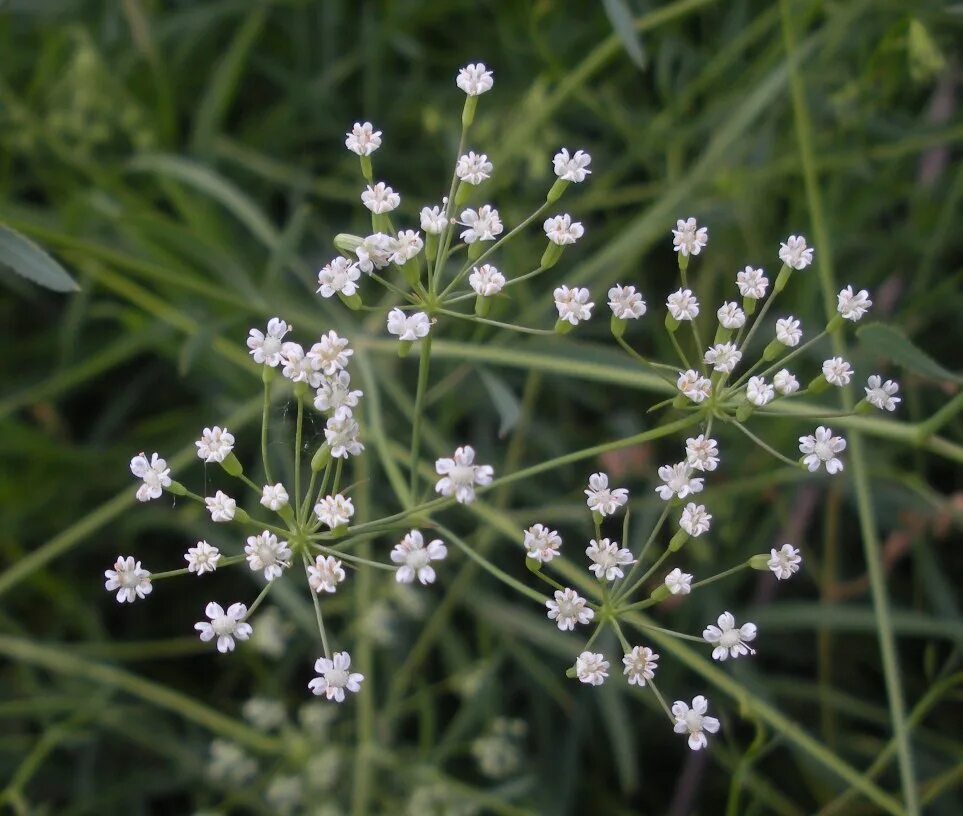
<box><xmin>857</xmin><ymin>322</ymin><xmax>962</xmax><ymax>384</ymax></box>
<box><xmin>602</xmin><ymin>0</ymin><xmax>647</xmax><ymax>70</ymax></box>
<box><xmin>0</xmin><ymin>222</ymin><xmax>79</xmax><ymax>292</ymax></box>
<box><xmin>127</xmin><ymin>153</ymin><xmax>280</xmax><ymax>250</ymax></box>
<box><xmin>478</xmin><ymin>367</ymin><xmax>521</xmax><ymax>438</ymax></box>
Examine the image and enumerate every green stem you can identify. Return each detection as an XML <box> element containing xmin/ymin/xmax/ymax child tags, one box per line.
<box><xmin>668</xmin><ymin>330</ymin><xmax>692</xmax><ymax>370</ymax></box>
<box><xmin>243</xmin><ymin>579</ymin><xmax>275</xmax><ymax>620</ymax></box>
<box><xmin>731</xmin><ymin>329</ymin><xmax>828</xmax><ymax>391</ymax></box>
<box><xmin>647</xmin><ymin>679</ymin><xmax>675</xmax><ymax>723</ymax></box>
<box><xmin>621</xmin><ymin>545</ymin><xmax>673</xmax><ymax>601</ymax></box>
<box><xmin>294</xmin><ymin>393</ymin><xmax>304</xmax><ymax>520</ymax></box>
<box><xmin>732</xmin><ymin>420</ymin><xmax>802</xmax><ymax>468</ymax></box>
<box><xmin>613</xmin><ymin>505</ymin><xmax>671</xmax><ymax>601</ymax></box>
<box><xmin>615</xmin><ymin>336</ymin><xmax>680</xmax><ymax>386</ymax></box>
<box><xmin>409</xmin><ymin>335</ymin><xmax>432</xmax><ymax>504</ymax></box>
<box><xmin>437</xmin><ymin>308</ymin><xmax>554</xmax><ymax>335</ymax></box>
<box><xmin>437</xmin><ymin>525</ymin><xmax>547</xmax><ymax>604</ymax></box>
<box><xmin>430</xmin><ymin>125</ymin><xmax>469</xmax><ymax>294</ymax></box>
<box><xmin>303</xmin><ymin>551</ymin><xmax>331</xmax><ymax>659</ymax></box>
<box><xmin>261</xmin><ymin>375</ymin><xmax>274</xmax><ymax>485</ymax></box>
<box><xmin>689</xmin><ymin>563</ymin><xmax>749</xmax><ymax>590</ymax></box>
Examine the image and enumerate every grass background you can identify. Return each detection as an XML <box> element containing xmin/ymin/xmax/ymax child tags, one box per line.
<box><xmin>0</xmin><ymin>0</ymin><xmax>961</xmax><ymax>813</ymax></box>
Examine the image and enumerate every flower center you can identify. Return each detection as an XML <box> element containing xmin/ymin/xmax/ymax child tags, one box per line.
<box><xmin>213</xmin><ymin>615</ymin><xmax>236</xmax><ymax>637</ymax></box>
<box><xmin>326</xmin><ymin>668</ymin><xmax>348</xmax><ymax>688</ymax></box>
<box><xmin>684</xmin><ymin>710</ymin><xmax>704</xmax><ymax>733</ymax></box>
<box><xmin>719</xmin><ymin>630</ymin><xmax>741</xmax><ymax>649</ymax></box>
<box><xmin>262</xmin><ymin>336</ymin><xmax>281</xmax><ymax>357</ymax></box>
<box><xmin>814</xmin><ymin>440</ymin><xmax>833</xmax><ymax>461</ymax></box>
<box><xmin>407</xmin><ymin>549</ymin><xmax>430</xmax><ymax>570</ymax></box>
<box><xmin>450</xmin><ymin>464</ymin><xmax>475</xmax><ymax>485</ymax></box>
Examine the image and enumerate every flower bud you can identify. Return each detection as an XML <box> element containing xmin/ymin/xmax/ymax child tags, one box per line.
<box><xmin>540</xmin><ymin>242</ymin><xmax>564</xmax><ymax>269</ymax></box>
<box><xmin>166</xmin><ymin>480</ymin><xmax>187</xmax><ymax>496</ymax></box>
<box><xmin>748</xmin><ymin>554</ymin><xmax>771</xmax><ymax>571</ymax></box>
<box><xmin>762</xmin><ymin>339</ymin><xmax>785</xmax><ymax>362</ymax></box>
<box><xmin>649</xmin><ymin>584</ymin><xmax>671</xmax><ymax>602</ymax></box>
<box><xmin>474</xmin><ymin>295</ymin><xmax>492</xmax><ymax>317</ymax></box>
<box><xmin>338</xmin><ymin>291</ymin><xmax>363</xmax><ymax>310</ymax></box>
<box><xmin>219</xmin><ymin>452</ymin><xmax>244</xmax><ymax>478</ymax></box>
<box><xmin>310</xmin><ymin>443</ymin><xmax>331</xmax><ymax>473</ymax></box>
<box><xmin>773</xmin><ymin>263</ymin><xmax>792</xmax><ymax>295</ymax></box>
<box><xmin>334</xmin><ymin>233</ymin><xmax>363</xmax><ymax>254</ymax></box>
<box><xmin>546</xmin><ymin>178</ymin><xmax>568</xmax><ymax>203</ymax></box>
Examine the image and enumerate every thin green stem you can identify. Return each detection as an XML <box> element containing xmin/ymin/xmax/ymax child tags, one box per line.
<box><xmin>409</xmin><ymin>335</ymin><xmax>432</xmax><ymax>504</ymax></box>
<box><xmin>668</xmin><ymin>330</ymin><xmax>692</xmax><ymax>370</ymax></box>
<box><xmin>314</xmin><ymin>545</ymin><xmax>395</xmax><ymax>571</ymax></box>
<box><xmin>243</xmin><ymin>579</ymin><xmax>275</xmax><ymax>620</ymax></box>
<box><xmin>732</xmin><ymin>420</ymin><xmax>802</xmax><ymax>468</ymax></box>
<box><xmin>294</xmin><ymin>393</ymin><xmax>304</xmax><ymax>520</ymax></box>
<box><xmin>647</xmin><ymin>679</ymin><xmax>675</xmax><ymax>724</ymax></box>
<box><xmin>437</xmin><ymin>525</ymin><xmax>547</xmax><ymax>604</ymax></box>
<box><xmin>437</xmin><ymin>308</ymin><xmax>554</xmax><ymax>335</ymax></box>
<box><xmin>621</xmin><ymin>546</ymin><xmax>673</xmax><ymax>601</ymax></box>
<box><xmin>615</xmin><ymin>336</ymin><xmax>681</xmax><ymax>386</ymax></box>
<box><xmin>613</xmin><ymin>505</ymin><xmax>671</xmax><ymax>601</ymax></box>
<box><xmin>261</xmin><ymin>375</ymin><xmax>274</xmax><ymax>484</ymax></box>
<box><xmin>632</xmin><ymin>621</ymin><xmax>705</xmax><ymax>643</ymax></box>
<box><xmin>689</xmin><ymin>563</ymin><xmax>749</xmax><ymax>590</ymax></box>
<box><xmin>430</xmin><ymin>123</ymin><xmax>469</xmax><ymax>294</ymax></box>
<box><xmin>732</xmin><ymin>329</ymin><xmax>828</xmax><ymax>390</ymax></box>
<box><xmin>302</xmin><ymin>551</ymin><xmax>330</xmax><ymax>659</ymax></box>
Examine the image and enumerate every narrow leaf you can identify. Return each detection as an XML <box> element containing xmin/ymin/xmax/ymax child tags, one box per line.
<box><xmin>857</xmin><ymin>322</ymin><xmax>961</xmax><ymax>384</ymax></box>
<box><xmin>0</xmin><ymin>222</ymin><xmax>79</xmax><ymax>292</ymax></box>
<box><xmin>478</xmin><ymin>367</ymin><xmax>522</xmax><ymax>438</ymax></box>
<box><xmin>602</xmin><ymin>0</ymin><xmax>647</xmax><ymax>70</ymax></box>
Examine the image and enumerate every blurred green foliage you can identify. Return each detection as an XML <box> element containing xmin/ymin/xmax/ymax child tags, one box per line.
<box><xmin>0</xmin><ymin>0</ymin><xmax>961</xmax><ymax>814</ymax></box>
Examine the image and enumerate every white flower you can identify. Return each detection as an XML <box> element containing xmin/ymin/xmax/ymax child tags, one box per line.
<box><xmin>129</xmin><ymin>452</ymin><xmax>171</xmax><ymax>502</ymax></box>
<box><xmin>208</xmin><ymin>739</ymin><xmax>257</xmax><ymax>784</ymax></box>
<box><xmin>664</xmin><ymin>567</ymin><xmax>693</xmax><ymax>595</ymax></box>
<box><xmin>456</xmin><ymin>62</ymin><xmax>494</xmax><ymax>96</ymax></box>
<box><xmin>361</xmin><ymin>182</ymin><xmax>400</xmax><ymax>214</ymax></box>
<box><xmin>543</xmin><ymin>213</ymin><xmax>584</xmax><ymax>245</ymax></box>
<box><xmin>185</xmin><ymin>541</ymin><xmax>221</xmax><ymax>575</ymax></box>
<box><xmin>345</xmin><ymin>121</ymin><xmax>381</xmax><ymax>156</ymax></box>
<box><xmin>195</xmin><ymin>602</ymin><xmax>253</xmax><ymax>653</ymax></box>
<box><xmin>622</xmin><ymin>646</ymin><xmax>659</xmax><ymax>687</ymax></box>
<box><xmin>307</xmin><ymin>331</ymin><xmax>353</xmax><ymax>375</ymax></box>
<box><xmin>671</xmin><ymin>217</ymin><xmax>708</xmax><ymax>257</ymax></box>
<box><xmin>390</xmin><ymin>230</ymin><xmax>423</xmax><ymax>264</ymax></box>
<box><xmin>865</xmin><ymin>375</ymin><xmax>901</xmax><ymax>412</ymax></box>
<box><xmin>307</xmin><ymin>555</ymin><xmax>346</xmax><ymax>594</ymax></box>
<box><xmin>435</xmin><ymin>445</ymin><xmax>493</xmax><ymax>504</ymax></box>
<box><xmin>774</xmin><ymin>369</ymin><xmax>800</xmax><ymax>395</ymax></box>
<box><xmin>667</xmin><ymin>288</ymin><xmax>700</xmax><ymax>320</ymax></box>
<box><xmin>247</xmin><ymin>317</ymin><xmax>289</xmax><ymax>366</ymax></box>
<box><xmin>281</xmin><ymin>341</ymin><xmax>321</xmax><ymax>387</ymax></box>
<box><xmin>104</xmin><ymin>556</ymin><xmax>152</xmax><ymax>603</ymax></box>
<box><xmin>837</xmin><ymin>285</ymin><xmax>872</xmax><ymax>321</ymax></box>
<box><xmin>455</xmin><ymin>151</ymin><xmax>492</xmax><ymax>184</ymax></box>
<box><xmin>354</xmin><ymin>232</ymin><xmax>393</xmax><ymax>273</ymax></box>
<box><xmin>195</xmin><ymin>427</ymin><xmax>235</xmax><ymax>464</ymax></box>
<box><xmin>779</xmin><ymin>234</ymin><xmax>813</xmax><ymax>269</ymax></box>
<box><xmin>469</xmin><ymin>264</ymin><xmax>505</xmax><ymax>296</ymax></box>
<box><xmin>553</xmin><ymin>285</ymin><xmax>594</xmax><ymax>325</ymax></box>
<box><xmin>656</xmin><ymin>463</ymin><xmax>704</xmax><ymax>501</ymax></box>
<box><xmin>244</xmin><ymin>531</ymin><xmax>292</xmax><ymax>581</ymax></box>
<box><xmin>584</xmin><ymin>472</ymin><xmax>629</xmax><ymax>516</ymax></box>
<box><xmin>799</xmin><ymin>426</ymin><xmax>846</xmax><ymax>474</ymax></box>
<box><xmin>822</xmin><ymin>356</ymin><xmax>853</xmax><ymax>387</ymax></box>
<box><xmin>391</xmin><ymin>530</ymin><xmax>447</xmax><ymax>585</ymax></box>
<box><xmin>680</xmin><ymin>503</ymin><xmax>712</xmax><ymax>537</ymax></box>
<box><xmin>309</xmin><ymin>651</ymin><xmax>364</xmax><ymax>702</ymax></box>
<box><xmin>553</xmin><ymin>148</ymin><xmax>592</xmax><ymax>182</ymax></box>
<box><xmin>704</xmin><ymin>342</ymin><xmax>742</xmax><ymax>373</ymax></box>
<box><xmin>314</xmin><ymin>370</ymin><xmax>363</xmax><ymax>413</ymax></box>
<box><xmin>716</xmin><ymin>301</ymin><xmax>746</xmax><ymax>329</ymax></box>
<box><xmin>205</xmin><ymin>490</ymin><xmax>236</xmax><ymax>522</ymax></box>
<box><xmin>459</xmin><ymin>205</ymin><xmax>503</xmax><ymax>243</ymax></box>
<box><xmin>746</xmin><ymin>376</ymin><xmax>775</xmax><ymax>406</ymax></box>
<box><xmin>325</xmin><ymin>406</ymin><xmax>364</xmax><ymax>459</ymax></box>
<box><xmin>523</xmin><ymin>524</ymin><xmax>562</xmax><ymax>563</ymax></box>
<box><xmin>387</xmin><ymin>308</ymin><xmax>431</xmax><ymax>342</ymax></box>
<box><xmin>736</xmin><ymin>266</ymin><xmax>769</xmax><ymax>299</ymax></box>
<box><xmin>775</xmin><ymin>316</ymin><xmax>802</xmax><ymax>347</ymax></box>
<box><xmin>314</xmin><ymin>493</ymin><xmax>355</xmax><ymax>529</ymax></box>
<box><xmin>420</xmin><ymin>202</ymin><xmax>448</xmax><ymax>234</ymax></box>
<box><xmin>703</xmin><ymin>611</ymin><xmax>757</xmax><ymax>661</ymax></box>
<box><xmin>677</xmin><ymin>370</ymin><xmax>712</xmax><ymax>403</ymax></box>
<box><xmin>316</xmin><ymin>257</ymin><xmax>361</xmax><ymax>299</ymax></box>
<box><xmin>545</xmin><ymin>588</ymin><xmax>594</xmax><ymax>631</ymax></box>
<box><xmin>586</xmin><ymin>538</ymin><xmax>634</xmax><ymax>581</ymax></box>
<box><xmin>672</xmin><ymin>696</ymin><xmax>720</xmax><ymax>751</ymax></box>
<box><xmin>685</xmin><ymin>435</ymin><xmax>719</xmax><ymax>472</ymax></box>
<box><xmin>260</xmin><ymin>483</ymin><xmax>289</xmax><ymax>512</ymax></box>
<box><xmin>575</xmin><ymin>651</ymin><xmax>609</xmax><ymax>686</ymax></box>
<box><xmin>768</xmin><ymin>544</ymin><xmax>802</xmax><ymax>580</ymax></box>
<box><xmin>608</xmin><ymin>284</ymin><xmax>646</xmax><ymax>319</ymax></box>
